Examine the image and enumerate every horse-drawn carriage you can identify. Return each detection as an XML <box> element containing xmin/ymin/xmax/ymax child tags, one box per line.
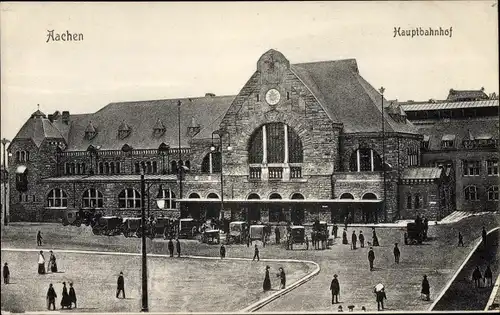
<box><xmin>312</xmin><ymin>220</ymin><xmax>331</xmax><ymax>249</ymax></box>
<box><xmin>62</xmin><ymin>209</ymin><xmax>98</xmax><ymax>227</ymax></box>
<box><xmin>405</xmin><ymin>222</ymin><xmax>423</xmax><ymax>245</ymax></box>
<box><xmin>227</xmin><ymin>221</ymin><xmax>248</xmax><ymax>244</ymax></box>
<box><xmin>122</xmin><ymin>217</ymin><xmax>141</xmax><ymax>238</ymax></box>
<box><xmin>201</xmin><ymin>229</ymin><xmax>221</xmax><ymax>244</ymax></box>
<box><xmin>178</xmin><ymin>218</ymin><xmax>199</xmax><ymax>239</ymax></box>
<box><xmin>92</xmin><ymin>216</ymin><xmax>123</xmax><ymax>236</ymax></box>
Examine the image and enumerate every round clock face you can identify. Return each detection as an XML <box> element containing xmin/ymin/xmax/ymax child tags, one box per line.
<box><xmin>265</xmin><ymin>88</ymin><xmax>281</xmax><ymax>106</ymax></box>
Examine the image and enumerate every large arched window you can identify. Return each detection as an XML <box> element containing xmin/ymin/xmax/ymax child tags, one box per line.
<box><xmin>268</xmin><ymin>193</ymin><xmax>284</xmax><ymax>222</ymax></box>
<box><xmin>118</xmin><ymin>189</ymin><xmax>141</xmax><ymax>209</ymax></box>
<box><xmin>247</xmin><ymin>193</ymin><xmax>261</xmax><ymax>200</ymax></box>
<box><xmin>291</xmin><ymin>193</ymin><xmax>305</xmax><ymax>200</ymax></box>
<box><xmin>350</xmin><ymin>148</ymin><xmax>382</xmax><ymax>172</ymax></box>
<box><xmin>464</xmin><ymin>186</ymin><xmax>478</xmax><ymax>201</ymax></box>
<box><xmin>339</xmin><ymin>193</ymin><xmax>354</xmax><ymax>199</ymax></box>
<box><xmin>248</xmin><ymin>123</ymin><xmax>303</xmax><ymax>164</ymax></box>
<box><xmin>201</xmin><ymin>152</ymin><xmax>221</xmax><ymax>173</ymax></box>
<box><xmin>82</xmin><ymin>188</ymin><xmax>104</xmax><ymax>208</ymax></box>
<box><xmin>47</xmin><ymin>188</ymin><xmax>68</xmax><ymax>208</ymax></box>
<box><xmin>158</xmin><ymin>188</ymin><xmax>176</xmax><ymax>209</ymax></box>
<box><xmin>362</xmin><ymin>193</ymin><xmax>378</xmax><ymax>200</ymax></box>
<box><xmin>207</xmin><ymin>193</ymin><xmax>220</xmax><ymax>199</ymax></box>
<box><xmin>189</xmin><ymin>193</ymin><xmax>201</xmax><ymax>198</ymax></box>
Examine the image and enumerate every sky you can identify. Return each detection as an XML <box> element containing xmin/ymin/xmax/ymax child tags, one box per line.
<box><xmin>1</xmin><ymin>1</ymin><xmax>498</xmax><ymax>151</ymax></box>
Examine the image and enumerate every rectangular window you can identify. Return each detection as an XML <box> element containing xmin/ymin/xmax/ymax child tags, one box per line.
<box><xmin>406</xmin><ymin>195</ymin><xmax>412</xmax><ymax>209</ymax></box>
<box><xmin>463</xmin><ymin>160</ymin><xmax>480</xmax><ymax>176</ymax></box>
<box><xmin>487</xmin><ymin>160</ymin><xmax>498</xmax><ymax>175</ymax></box>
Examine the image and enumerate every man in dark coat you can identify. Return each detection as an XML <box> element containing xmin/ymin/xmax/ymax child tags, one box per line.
<box><xmin>472</xmin><ymin>266</ymin><xmax>482</xmax><ymax>288</ymax></box>
<box><xmin>37</xmin><ymin>231</ymin><xmax>43</xmax><ymax>246</ymax></box>
<box><xmin>393</xmin><ymin>243</ymin><xmax>401</xmax><ymax>264</ymax></box>
<box><xmin>168</xmin><ymin>239</ymin><xmax>174</xmax><ymax>257</ymax></box>
<box><xmin>332</xmin><ymin>223</ymin><xmax>338</xmax><ymax>238</ymax></box>
<box><xmin>253</xmin><ymin>244</ymin><xmax>260</xmax><ymax>261</ymax></box>
<box><xmin>484</xmin><ymin>265</ymin><xmax>493</xmax><ymax>287</ymax></box>
<box><xmin>278</xmin><ymin>267</ymin><xmax>286</xmax><ymax>289</ymax></box>
<box><xmin>458</xmin><ymin>232</ymin><xmax>464</xmax><ymax>246</ymax></box>
<box><xmin>330</xmin><ymin>274</ymin><xmax>340</xmax><ymax>304</ymax></box>
<box><xmin>342</xmin><ymin>229</ymin><xmax>348</xmax><ymax>245</ymax></box>
<box><xmin>423</xmin><ymin>218</ymin><xmax>429</xmax><ymax>240</ymax></box>
<box><xmin>176</xmin><ymin>239</ymin><xmax>181</xmax><ymax>257</ymax></box>
<box><xmin>421</xmin><ymin>275</ymin><xmax>430</xmax><ymax>301</ymax></box>
<box><xmin>375</xmin><ymin>288</ymin><xmax>387</xmax><ymax>311</ymax></box>
<box><xmin>275</xmin><ymin>226</ymin><xmax>280</xmax><ymax>244</ymax></box>
<box><xmin>368</xmin><ymin>247</ymin><xmax>375</xmax><ymax>271</ymax></box>
<box><xmin>351</xmin><ymin>231</ymin><xmax>357</xmax><ymax>250</ymax></box>
<box><xmin>482</xmin><ymin>227</ymin><xmax>487</xmax><ymax>248</ymax></box>
<box><xmin>116</xmin><ymin>271</ymin><xmax>125</xmax><ymax>298</ymax></box>
<box><xmin>69</xmin><ymin>282</ymin><xmax>77</xmax><ymax>308</ymax></box>
<box><xmin>220</xmin><ymin>244</ymin><xmax>226</xmax><ymax>259</ymax></box>
<box><xmin>359</xmin><ymin>231</ymin><xmax>365</xmax><ymax>248</ymax></box>
<box><xmin>61</xmin><ymin>282</ymin><xmax>71</xmax><ymax>309</ymax></box>
<box><xmin>3</xmin><ymin>262</ymin><xmax>10</xmax><ymax>284</ymax></box>
<box><xmin>46</xmin><ymin>283</ymin><xmax>57</xmax><ymax>310</ymax></box>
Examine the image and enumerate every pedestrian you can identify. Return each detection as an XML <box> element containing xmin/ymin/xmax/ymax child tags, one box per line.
<box><xmin>368</xmin><ymin>247</ymin><xmax>375</xmax><ymax>271</ymax></box>
<box><xmin>375</xmin><ymin>288</ymin><xmax>387</xmax><ymax>311</ymax></box>
<box><xmin>263</xmin><ymin>265</ymin><xmax>271</xmax><ymax>291</ymax></box>
<box><xmin>351</xmin><ymin>231</ymin><xmax>357</xmax><ymax>250</ymax></box>
<box><xmin>458</xmin><ymin>232</ymin><xmax>464</xmax><ymax>247</ymax></box>
<box><xmin>176</xmin><ymin>238</ymin><xmax>181</xmax><ymax>257</ymax></box>
<box><xmin>359</xmin><ymin>231</ymin><xmax>365</xmax><ymax>248</ymax></box>
<box><xmin>69</xmin><ymin>282</ymin><xmax>77</xmax><ymax>308</ymax></box>
<box><xmin>372</xmin><ymin>228</ymin><xmax>380</xmax><ymax>246</ymax></box>
<box><xmin>38</xmin><ymin>250</ymin><xmax>46</xmax><ymax>274</ymax></box>
<box><xmin>37</xmin><ymin>231</ymin><xmax>43</xmax><ymax>246</ymax></box>
<box><xmin>330</xmin><ymin>274</ymin><xmax>340</xmax><ymax>304</ymax></box>
<box><xmin>220</xmin><ymin>244</ymin><xmax>226</xmax><ymax>259</ymax></box>
<box><xmin>423</xmin><ymin>218</ymin><xmax>429</xmax><ymax>240</ymax></box>
<box><xmin>393</xmin><ymin>243</ymin><xmax>400</xmax><ymax>264</ymax></box>
<box><xmin>48</xmin><ymin>250</ymin><xmax>58</xmax><ymax>273</ymax></box>
<box><xmin>3</xmin><ymin>262</ymin><xmax>10</xmax><ymax>284</ymax></box>
<box><xmin>472</xmin><ymin>266</ymin><xmax>482</xmax><ymax>288</ymax></box>
<box><xmin>116</xmin><ymin>271</ymin><xmax>125</xmax><ymax>298</ymax></box>
<box><xmin>342</xmin><ymin>229</ymin><xmax>348</xmax><ymax>245</ymax></box>
<box><xmin>246</xmin><ymin>234</ymin><xmax>250</xmax><ymax>247</ymax></box>
<box><xmin>278</xmin><ymin>267</ymin><xmax>286</xmax><ymax>289</ymax></box>
<box><xmin>275</xmin><ymin>226</ymin><xmax>280</xmax><ymax>244</ymax></box>
<box><xmin>484</xmin><ymin>265</ymin><xmax>493</xmax><ymax>287</ymax></box>
<box><xmin>253</xmin><ymin>244</ymin><xmax>260</xmax><ymax>261</ymax></box>
<box><xmin>305</xmin><ymin>235</ymin><xmax>309</xmax><ymax>250</ymax></box>
<box><xmin>421</xmin><ymin>275</ymin><xmax>430</xmax><ymax>301</ymax></box>
<box><xmin>168</xmin><ymin>238</ymin><xmax>174</xmax><ymax>257</ymax></box>
<box><xmin>46</xmin><ymin>283</ymin><xmax>57</xmax><ymax>310</ymax></box>
<box><xmin>333</xmin><ymin>223</ymin><xmax>338</xmax><ymax>239</ymax></box>
<box><xmin>344</xmin><ymin>216</ymin><xmax>348</xmax><ymax>230</ymax></box>
<box><xmin>482</xmin><ymin>227</ymin><xmax>487</xmax><ymax>248</ymax></box>
<box><xmin>61</xmin><ymin>282</ymin><xmax>72</xmax><ymax>309</ymax></box>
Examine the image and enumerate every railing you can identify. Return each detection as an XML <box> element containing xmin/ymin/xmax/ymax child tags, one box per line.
<box><xmin>290</xmin><ymin>166</ymin><xmax>302</xmax><ymax>178</ymax></box>
<box><xmin>249</xmin><ymin>167</ymin><xmax>262</xmax><ymax>179</ymax></box>
<box><xmin>268</xmin><ymin>167</ymin><xmax>283</xmax><ymax>180</ymax></box>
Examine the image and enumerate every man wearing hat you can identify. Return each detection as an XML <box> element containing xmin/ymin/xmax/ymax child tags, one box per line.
<box><xmin>116</xmin><ymin>271</ymin><xmax>125</xmax><ymax>298</ymax></box>
<box><xmin>3</xmin><ymin>262</ymin><xmax>10</xmax><ymax>284</ymax></box>
<box><xmin>393</xmin><ymin>243</ymin><xmax>400</xmax><ymax>264</ymax></box>
<box><xmin>368</xmin><ymin>247</ymin><xmax>375</xmax><ymax>271</ymax></box>
<box><xmin>330</xmin><ymin>274</ymin><xmax>340</xmax><ymax>304</ymax></box>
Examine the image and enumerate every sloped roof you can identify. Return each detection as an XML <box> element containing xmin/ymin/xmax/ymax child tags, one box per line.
<box><xmin>65</xmin><ymin>95</ymin><xmax>235</xmax><ymax>151</ymax></box>
<box><xmin>291</xmin><ymin>60</ymin><xmax>419</xmax><ymax>134</ymax></box>
<box><xmin>416</xmin><ymin>118</ymin><xmax>499</xmax><ymax>151</ymax></box>
<box><xmin>13</xmin><ymin>110</ymin><xmax>65</xmax><ymax>147</ymax></box>
<box><xmin>447</xmin><ymin>89</ymin><xmax>489</xmax><ymax>102</ymax></box>
<box><xmin>401</xmin><ymin>167</ymin><xmax>442</xmax><ymax>180</ymax></box>
<box><xmin>401</xmin><ymin>100</ymin><xmax>498</xmax><ymax>111</ymax></box>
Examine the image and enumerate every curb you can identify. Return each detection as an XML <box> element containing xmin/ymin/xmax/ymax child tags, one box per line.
<box><xmin>485</xmin><ymin>273</ymin><xmax>500</xmax><ymax>311</ymax></box>
<box><xmin>428</xmin><ymin>226</ymin><xmax>500</xmax><ymax>311</ymax></box>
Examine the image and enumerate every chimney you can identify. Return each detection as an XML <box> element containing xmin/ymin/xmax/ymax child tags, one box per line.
<box><xmin>187</xmin><ymin>116</ymin><xmax>201</xmax><ymax>137</ymax></box>
<box><xmin>205</xmin><ymin>93</ymin><xmax>216</xmax><ymax>97</ymax></box>
<box><xmin>48</xmin><ymin>114</ymin><xmax>54</xmax><ymax>122</ymax></box>
<box><xmin>62</xmin><ymin>111</ymin><xmax>70</xmax><ymax>124</ymax></box>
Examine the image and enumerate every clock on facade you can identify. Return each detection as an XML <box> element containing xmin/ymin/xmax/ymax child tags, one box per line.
<box><xmin>265</xmin><ymin>88</ymin><xmax>281</xmax><ymax>106</ymax></box>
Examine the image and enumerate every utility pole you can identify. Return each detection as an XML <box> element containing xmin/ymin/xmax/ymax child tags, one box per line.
<box><xmin>1</xmin><ymin>138</ymin><xmax>10</xmax><ymax>225</ymax></box>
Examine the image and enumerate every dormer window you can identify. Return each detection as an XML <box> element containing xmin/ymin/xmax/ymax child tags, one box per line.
<box><xmin>85</xmin><ymin>121</ymin><xmax>97</xmax><ymax>140</ymax></box>
<box><xmin>421</xmin><ymin>135</ymin><xmax>430</xmax><ymax>150</ymax></box>
<box><xmin>153</xmin><ymin>118</ymin><xmax>166</xmax><ymax>137</ymax></box>
<box><xmin>118</xmin><ymin>121</ymin><xmax>131</xmax><ymax>140</ymax></box>
<box><xmin>441</xmin><ymin>135</ymin><xmax>455</xmax><ymax>149</ymax></box>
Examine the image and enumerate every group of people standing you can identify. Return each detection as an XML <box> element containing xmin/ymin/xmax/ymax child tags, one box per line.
<box><xmin>342</xmin><ymin>228</ymin><xmax>379</xmax><ymax>249</ymax></box>
<box><xmin>472</xmin><ymin>265</ymin><xmax>494</xmax><ymax>288</ymax></box>
<box><xmin>263</xmin><ymin>265</ymin><xmax>286</xmax><ymax>291</ymax></box>
<box><xmin>46</xmin><ymin>282</ymin><xmax>77</xmax><ymax>310</ymax></box>
<box><xmin>167</xmin><ymin>238</ymin><xmax>182</xmax><ymax>257</ymax></box>
<box><xmin>37</xmin><ymin>250</ymin><xmax>58</xmax><ymax>274</ymax></box>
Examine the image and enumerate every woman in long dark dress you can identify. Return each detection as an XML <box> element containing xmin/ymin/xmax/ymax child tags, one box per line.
<box><xmin>421</xmin><ymin>275</ymin><xmax>430</xmax><ymax>301</ymax></box>
<box><xmin>342</xmin><ymin>229</ymin><xmax>348</xmax><ymax>245</ymax></box>
<box><xmin>263</xmin><ymin>266</ymin><xmax>271</xmax><ymax>291</ymax></box>
<box><xmin>49</xmin><ymin>251</ymin><xmax>58</xmax><ymax>273</ymax></box>
<box><xmin>372</xmin><ymin>228</ymin><xmax>380</xmax><ymax>246</ymax></box>
<box><xmin>61</xmin><ymin>282</ymin><xmax>72</xmax><ymax>309</ymax></box>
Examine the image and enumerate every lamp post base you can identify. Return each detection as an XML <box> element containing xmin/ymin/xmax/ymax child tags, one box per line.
<box><xmin>141</xmin><ymin>307</ymin><xmax>149</xmax><ymax>312</ymax></box>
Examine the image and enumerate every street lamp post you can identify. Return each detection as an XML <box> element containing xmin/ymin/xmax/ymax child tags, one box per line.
<box><xmin>177</xmin><ymin>100</ymin><xmax>183</xmax><ymax>199</ymax></box>
<box><xmin>379</xmin><ymin>87</ymin><xmax>387</xmax><ymax>223</ymax></box>
<box><xmin>140</xmin><ymin>168</ymin><xmax>148</xmax><ymax>312</ymax></box>
<box><xmin>211</xmin><ymin>130</ymin><xmax>232</xmax><ymax>221</ymax></box>
<box><xmin>1</xmin><ymin>138</ymin><xmax>11</xmax><ymax>225</ymax></box>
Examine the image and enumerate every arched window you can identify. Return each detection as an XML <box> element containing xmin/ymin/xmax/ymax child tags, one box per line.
<box><xmin>135</xmin><ymin>162</ymin><xmax>140</xmax><ymax>174</ymax></box>
<box><xmin>47</xmin><ymin>188</ymin><xmax>68</xmax><ymax>208</ymax></box>
<box><xmin>171</xmin><ymin>161</ymin><xmax>178</xmax><ymax>174</ymax></box>
<box><xmin>104</xmin><ymin>162</ymin><xmax>110</xmax><ymax>174</ymax></box>
<box><xmin>141</xmin><ymin>161</ymin><xmax>146</xmax><ymax>173</ymax></box>
<box><xmin>146</xmin><ymin>162</ymin><xmax>152</xmax><ymax>174</ymax></box>
<box><xmin>116</xmin><ymin>162</ymin><xmax>121</xmax><ymax>174</ymax></box>
<box><xmin>464</xmin><ymin>186</ymin><xmax>478</xmax><ymax>201</ymax></box>
<box><xmin>414</xmin><ymin>193</ymin><xmax>422</xmax><ymax>209</ymax></box>
<box><xmin>350</xmin><ymin>149</ymin><xmax>382</xmax><ymax>172</ymax></box>
<box><xmin>26</xmin><ymin>151</ymin><xmax>30</xmax><ymax>162</ymax></box>
<box><xmin>291</xmin><ymin>193</ymin><xmax>305</xmax><ymax>199</ymax></box>
<box><xmin>189</xmin><ymin>193</ymin><xmax>201</xmax><ymax>198</ymax></box>
<box><xmin>16</xmin><ymin>151</ymin><xmax>20</xmax><ymax>162</ymax></box>
<box><xmin>118</xmin><ymin>189</ymin><xmax>141</xmax><ymax>209</ymax></box>
<box><xmin>248</xmin><ymin>123</ymin><xmax>303</xmax><ymax>164</ymax></box>
<box><xmin>207</xmin><ymin>193</ymin><xmax>220</xmax><ymax>199</ymax></box>
<box><xmin>247</xmin><ymin>193</ymin><xmax>261</xmax><ymax>200</ymax></box>
<box><xmin>110</xmin><ymin>162</ymin><xmax>115</xmax><ymax>174</ymax></box>
<box><xmin>290</xmin><ymin>193</ymin><xmax>305</xmax><ymax>224</ymax></box>
<box><xmin>158</xmin><ymin>188</ymin><xmax>176</xmax><ymax>209</ymax></box>
<box><xmin>268</xmin><ymin>193</ymin><xmax>284</xmax><ymax>222</ymax></box>
<box><xmin>201</xmin><ymin>152</ymin><xmax>221</xmax><ymax>173</ymax></box>
<box><xmin>20</xmin><ymin>151</ymin><xmax>26</xmax><ymax>162</ymax></box>
<box><xmin>98</xmin><ymin>162</ymin><xmax>104</xmax><ymax>174</ymax></box>
<box><xmin>82</xmin><ymin>188</ymin><xmax>104</xmax><ymax>208</ymax></box>
<box><xmin>65</xmin><ymin>163</ymin><xmax>70</xmax><ymax>175</ymax></box>
<box><xmin>70</xmin><ymin>163</ymin><xmax>75</xmax><ymax>175</ymax></box>
<box><xmin>152</xmin><ymin>161</ymin><xmax>158</xmax><ymax>174</ymax></box>
<box><xmin>81</xmin><ymin>163</ymin><xmax>86</xmax><ymax>174</ymax></box>
<box><xmin>406</xmin><ymin>194</ymin><xmax>412</xmax><ymax>209</ymax></box>
<box><xmin>362</xmin><ymin>193</ymin><xmax>377</xmax><ymax>200</ymax></box>
<box><xmin>339</xmin><ymin>193</ymin><xmax>354</xmax><ymax>199</ymax></box>
<box><xmin>487</xmin><ymin>186</ymin><xmax>499</xmax><ymax>201</ymax></box>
